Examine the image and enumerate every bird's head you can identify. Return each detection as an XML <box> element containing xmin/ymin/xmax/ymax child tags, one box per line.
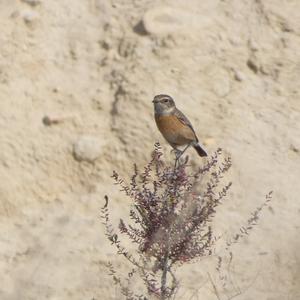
<box><xmin>152</xmin><ymin>94</ymin><xmax>176</xmax><ymax>114</ymax></box>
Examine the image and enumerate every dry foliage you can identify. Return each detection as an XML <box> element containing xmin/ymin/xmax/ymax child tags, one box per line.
<box><xmin>101</xmin><ymin>143</ymin><xmax>272</xmax><ymax>299</ymax></box>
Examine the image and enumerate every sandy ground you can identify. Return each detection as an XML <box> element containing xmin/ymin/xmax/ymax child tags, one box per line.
<box><xmin>0</xmin><ymin>0</ymin><xmax>300</xmax><ymax>299</ymax></box>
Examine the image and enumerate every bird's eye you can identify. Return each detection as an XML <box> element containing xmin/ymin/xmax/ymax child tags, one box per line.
<box><xmin>163</xmin><ymin>99</ymin><xmax>169</xmax><ymax>103</ymax></box>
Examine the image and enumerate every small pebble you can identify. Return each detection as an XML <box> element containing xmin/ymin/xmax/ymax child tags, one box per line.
<box><xmin>248</xmin><ymin>38</ymin><xmax>259</xmax><ymax>51</ymax></box>
<box><xmin>233</xmin><ymin>70</ymin><xmax>246</xmax><ymax>82</ymax></box>
<box><xmin>142</xmin><ymin>6</ymin><xmax>192</xmax><ymax>35</ymax></box>
<box><xmin>42</xmin><ymin>116</ymin><xmax>53</xmax><ymax>126</ymax></box>
<box><xmin>42</xmin><ymin>115</ymin><xmax>62</xmax><ymax>126</ymax></box>
<box><xmin>21</xmin><ymin>10</ymin><xmax>39</xmax><ymax>24</ymax></box>
<box><xmin>73</xmin><ymin>136</ymin><xmax>104</xmax><ymax>163</ymax></box>
<box><xmin>21</xmin><ymin>0</ymin><xmax>41</xmax><ymax>7</ymax></box>
<box><xmin>247</xmin><ymin>57</ymin><xmax>259</xmax><ymax>74</ymax></box>
<box><xmin>290</xmin><ymin>144</ymin><xmax>299</xmax><ymax>153</ymax></box>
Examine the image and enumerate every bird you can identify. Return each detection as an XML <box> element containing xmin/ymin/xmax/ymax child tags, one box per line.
<box><xmin>152</xmin><ymin>94</ymin><xmax>207</xmax><ymax>157</ymax></box>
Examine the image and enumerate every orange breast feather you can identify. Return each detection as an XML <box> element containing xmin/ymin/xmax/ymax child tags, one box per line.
<box><xmin>155</xmin><ymin>115</ymin><xmax>196</xmax><ymax>146</ymax></box>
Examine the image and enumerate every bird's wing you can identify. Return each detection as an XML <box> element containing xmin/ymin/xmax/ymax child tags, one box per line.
<box><xmin>174</xmin><ymin>109</ymin><xmax>198</xmax><ymax>142</ymax></box>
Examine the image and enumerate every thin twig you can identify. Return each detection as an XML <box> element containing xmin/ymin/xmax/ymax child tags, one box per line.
<box><xmin>207</xmin><ymin>272</ymin><xmax>221</xmax><ymax>300</ymax></box>
<box><xmin>161</xmin><ymin>244</ymin><xmax>169</xmax><ymax>299</ymax></box>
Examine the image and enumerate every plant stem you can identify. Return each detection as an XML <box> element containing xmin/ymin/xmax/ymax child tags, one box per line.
<box><xmin>160</xmin><ymin>245</ymin><xmax>169</xmax><ymax>299</ymax></box>
<box><xmin>161</xmin><ymin>147</ymin><xmax>189</xmax><ymax>299</ymax></box>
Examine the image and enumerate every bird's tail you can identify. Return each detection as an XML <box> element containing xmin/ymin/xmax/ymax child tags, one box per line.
<box><xmin>193</xmin><ymin>143</ymin><xmax>207</xmax><ymax>157</ymax></box>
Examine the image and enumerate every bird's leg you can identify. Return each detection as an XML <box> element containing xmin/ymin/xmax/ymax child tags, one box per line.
<box><xmin>173</xmin><ymin>144</ymin><xmax>191</xmax><ymax>168</ymax></box>
<box><xmin>180</xmin><ymin>143</ymin><xmax>191</xmax><ymax>156</ymax></box>
<box><xmin>171</xmin><ymin>148</ymin><xmax>181</xmax><ymax>169</ymax></box>
<box><xmin>170</xmin><ymin>148</ymin><xmax>181</xmax><ymax>158</ymax></box>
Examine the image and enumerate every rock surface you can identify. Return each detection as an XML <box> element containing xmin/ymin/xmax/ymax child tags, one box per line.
<box><xmin>73</xmin><ymin>135</ymin><xmax>104</xmax><ymax>163</ymax></box>
<box><xmin>0</xmin><ymin>0</ymin><xmax>299</xmax><ymax>299</ymax></box>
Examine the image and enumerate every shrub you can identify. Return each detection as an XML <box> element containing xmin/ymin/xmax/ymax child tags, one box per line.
<box><xmin>101</xmin><ymin>143</ymin><xmax>272</xmax><ymax>299</ymax></box>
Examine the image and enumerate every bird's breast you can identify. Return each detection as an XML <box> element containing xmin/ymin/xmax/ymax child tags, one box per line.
<box><xmin>155</xmin><ymin>114</ymin><xmax>195</xmax><ymax>145</ymax></box>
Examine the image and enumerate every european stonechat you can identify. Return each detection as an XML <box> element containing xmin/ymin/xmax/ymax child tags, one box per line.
<box><xmin>153</xmin><ymin>94</ymin><xmax>207</xmax><ymax>157</ymax></box>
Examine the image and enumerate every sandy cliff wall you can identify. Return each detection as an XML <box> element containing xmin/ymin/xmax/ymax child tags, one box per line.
<box><xmin>0</xmin><ymin>0</ymin><xmax>299</xmax><ymax>299</ymax></box>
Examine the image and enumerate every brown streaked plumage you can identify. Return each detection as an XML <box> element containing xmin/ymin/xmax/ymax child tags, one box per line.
<box><xmin>153</xmin><ymin>94</ymin><xmax>207</xmax><ymax>157</ymax></box>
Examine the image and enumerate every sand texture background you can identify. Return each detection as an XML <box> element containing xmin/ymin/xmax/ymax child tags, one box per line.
<box><xmin>0</xmin><ymin>0</ymin><xmax>300</xmax><ymax>299</ymax></box>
